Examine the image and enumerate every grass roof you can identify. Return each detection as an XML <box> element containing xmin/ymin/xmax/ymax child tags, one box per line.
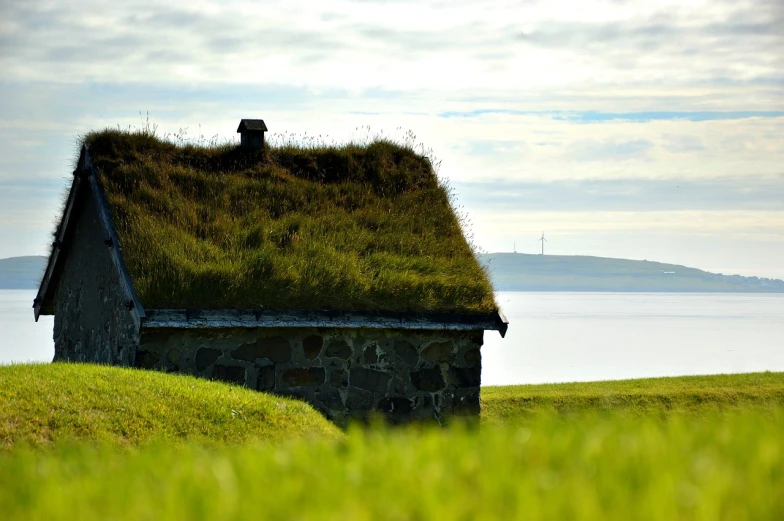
<box><xmin>81</xmin><ymin>129</ymin><xmax>497</xmax><ymax>314</ymax></box>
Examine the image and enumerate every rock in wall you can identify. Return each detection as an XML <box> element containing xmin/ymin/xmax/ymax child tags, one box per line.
<box><xmin>137</xmin><ymin>327</ymin><xmax>483</xmax><ymax>425</ymax></box>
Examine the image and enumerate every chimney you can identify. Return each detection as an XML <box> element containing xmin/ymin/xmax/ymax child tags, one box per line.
<box><xmin>237</xmin><ymin>119</ymin><xmax>268</xmax><ymax>150</ymax></box>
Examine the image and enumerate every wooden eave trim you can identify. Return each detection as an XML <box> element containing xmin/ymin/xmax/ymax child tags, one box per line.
<box><xmin>34</xmin><ymin>145</ymin><xmax>146</xmax><ymax>323</ymax></box>
<box><xmin>496</xmin><ymin>309</ymin><xmax>509</xmax><ymax>337</ymax></box>
<box><xmin>143</xmin><ymin>309</ymin><xmax>508</xmax><ymax>337</ymax></box>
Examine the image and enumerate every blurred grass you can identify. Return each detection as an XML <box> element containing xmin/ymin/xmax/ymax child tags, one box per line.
<box><xmin>1</xmin><ymin>409</ymin><xmax>782</xmax><ymax>520</ymax></box>
<box><xmin>81</xmin><ymin>129</ymin><xmax>496</xmax><ymax>313</ymax></box>
<box><xmin>2</xmin><ymin>365</ymin><xmax>782</xmax><ymax>520</ymax></box>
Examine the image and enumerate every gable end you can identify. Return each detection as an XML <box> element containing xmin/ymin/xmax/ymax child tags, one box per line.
<box><xmin>34</xmin><ymin>145</ymin><xmax>146</xmax><ymax>325</ymax></box>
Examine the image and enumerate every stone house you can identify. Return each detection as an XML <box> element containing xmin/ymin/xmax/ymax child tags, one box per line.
<box><xmin>34</xmin><ymin>121</ymin><xmax>507</xmax><ymax>425</ymax></box>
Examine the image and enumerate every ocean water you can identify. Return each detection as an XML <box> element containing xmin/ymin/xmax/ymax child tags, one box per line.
<box><xmin>483</xmin><ymin>291</ymin><xmax>784</xmax><ymax>385</ymax></box>
<box><xmin>1</xmin><ymin>290</ymin><xmax>54</xmax><ymax>364</ymax></box>
<box><xmin>2</xmin><ymin>290</ymin><xmax>783</xmax><ymax>385</ymax></box>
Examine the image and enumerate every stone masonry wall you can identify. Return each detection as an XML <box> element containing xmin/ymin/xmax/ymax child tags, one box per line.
<box><xmin>53</xmin><ymin>194</ymin><xmax>139</xmax><ymax>365</ymax></box>
<box><xmin>136</xmin><ymin>327</ymin><xmax>483</xmax><ymax>425</ymax></box>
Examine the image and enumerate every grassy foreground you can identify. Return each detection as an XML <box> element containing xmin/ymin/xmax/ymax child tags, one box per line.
<box><xmin>0</xmin><ymin>363</ymin><xmax>341</xmax><ymax>448</ymax></box>
<box><xmin>1</xmin><ymin>365</ymin><xmax>782</xmax><ymax>520</ymax></box>
<box><xmin>2</xmin><ymin>409</ymin><xmax>782</xmax><ymax>520</ymax></box>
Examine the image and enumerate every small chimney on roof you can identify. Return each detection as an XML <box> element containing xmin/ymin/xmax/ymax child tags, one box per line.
<box><xmin>237</xmin><ymin>119</ymin><xmax>267</xmax><ymax>150</ymax></box>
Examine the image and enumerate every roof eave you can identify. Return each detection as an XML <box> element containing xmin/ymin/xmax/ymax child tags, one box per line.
<box><xmin>495</xmin><ymin>309</ymin><xmax>509</xmax><ymax>338</ymax></box>
<box><xmin>142</xmin><ymin>309</ymin><xmax>509</xmax><ymax>336</ymax></box>
<box><xmin>236</xmin><ymin>119</ymin><xmax>268</xmax><ymax>133</ymax></box>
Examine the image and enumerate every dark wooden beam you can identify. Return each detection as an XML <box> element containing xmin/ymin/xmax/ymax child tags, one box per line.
<box><xmin>143</xmin><ymin>309</ymin><xmax>508</xmax><ymax>337</ymax></box>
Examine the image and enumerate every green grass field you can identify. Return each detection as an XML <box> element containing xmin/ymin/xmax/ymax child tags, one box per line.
<box><xmin>482</xmin><ymin>371</ymin><xmax>784</xmax><ymax>423</ymax></box>
<box><xmin>0</xmin><ymin>363</ymin><xmax>340</xmax><ymax>448</ymax></box>
<box><xmin>1</xmin><ymin>364</ymin><xmax>782</xmax><ymax>520</ymax></box>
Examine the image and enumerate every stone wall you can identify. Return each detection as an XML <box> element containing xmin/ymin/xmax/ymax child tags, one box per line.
<box><xmin>53</xmin><ymin>194</ymin><xmax>139</xmax><ymax>365</ymax></box>
<box><xmin>136</xmin><ymin>327</ymin><xmax>482</xmax><ymax>425</ymax></box>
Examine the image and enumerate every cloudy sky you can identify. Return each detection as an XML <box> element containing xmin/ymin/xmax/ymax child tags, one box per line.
<box><xmin>1</xmin><ymin>0</ymin><xmax>783</xmax><ymax>277</ymax></box>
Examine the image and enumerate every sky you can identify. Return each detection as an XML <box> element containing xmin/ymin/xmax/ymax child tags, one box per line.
<box><xmin>1</xmin><ymin>0</ymin><xmax>783</xmax><ymax>278</ymax></box>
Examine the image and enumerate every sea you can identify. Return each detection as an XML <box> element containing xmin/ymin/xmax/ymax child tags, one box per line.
<box><xmin>2</xmin><ymin>289</ymin><xmax>783</xmax><ymax>386</ymax></box>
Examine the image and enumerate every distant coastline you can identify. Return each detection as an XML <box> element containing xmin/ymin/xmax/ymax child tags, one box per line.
<box><xmin>2</xmin><ymin>254</ymin><xmax>784</xmax><ymax>293</ymax></box>
<box><xmin>0</xmin><ymin>256</ymin><xmax>46</xmax><ymax>290</ymax></box>
<box><xmin>478</xmin><ymin>253</ymin><xmax>784</xmax><ymax>293</ymax></box>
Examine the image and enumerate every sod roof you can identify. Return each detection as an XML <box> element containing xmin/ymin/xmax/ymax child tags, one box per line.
<box><xmin>80</xmin><ymin>129</ymin><xmax>497</xmax><ymax>314</ymax></box>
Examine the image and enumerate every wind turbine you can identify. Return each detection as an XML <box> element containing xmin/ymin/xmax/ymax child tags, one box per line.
<box><xmin>539</xmin><ymin>232</ymin><xmax>547</xmax><ymax>255</ymax></box>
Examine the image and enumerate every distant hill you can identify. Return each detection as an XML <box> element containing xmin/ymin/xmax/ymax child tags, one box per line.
<box><xmin>478</xmin><ymin>253</ymin><xmax>784</xmax><ymax>293</ymax></box>
<box><xmin>0</xmin><ymin>256</ymin><xmax>46</xmax><ymax>289</ymax></box>
<box><xmin>4</xmin><ymin>253</ymin><xmax>784</xmax><ymax>293</ymax></box>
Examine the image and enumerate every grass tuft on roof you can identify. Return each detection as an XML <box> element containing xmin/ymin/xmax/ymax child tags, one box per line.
<box><xmin>81</xmin><ymin>129</ymin><xmax>497</xmax><ymax>313</ymax></box>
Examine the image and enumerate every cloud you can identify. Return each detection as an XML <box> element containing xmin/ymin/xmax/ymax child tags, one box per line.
<box><xmin>1</xmin><ymin>81</ymin><xmax>780</xmax><ymax>186</ymax></box>
<box><xmin>566</xmin><ymin>138</ymin><xmax>653</xmax><ymax>162</ymax></box>
<box><xmin>434</xmin><ymin>113</ymin><xmax>784</xmax><ymax>183</ymax></box>
<box><xmin>452</xmin><ymin>140</ymin><xmax>530</xmax><ymax>158</ymax></box>
<box><xmin>454</xmin><ymin>175</ymin><xmax>784</xmax><ymax>212</ymax></box>
<box><xmin>661</xmin><ymin>134</ymin><xmax>705</xmax><ymax>153</ymax></box>
<box><xmin>515</xmin><ymin>6</ymin><xmax>783</xmax><ymax>58</ymax></box>
<box><xmin>0</xmin><ymin>0</ymin><xmax>781</xmax><ymax>92</ymax></box>
<box><xmin>438</xmin><ymin>110</ymin><xmax>784</xmax><ymax>121</ymax></box>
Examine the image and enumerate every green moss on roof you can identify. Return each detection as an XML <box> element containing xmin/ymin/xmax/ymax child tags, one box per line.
<box><xmin>82</xmin><ymin>129</ymin><xmax>497</xmax><ymax>314</ymax></box>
